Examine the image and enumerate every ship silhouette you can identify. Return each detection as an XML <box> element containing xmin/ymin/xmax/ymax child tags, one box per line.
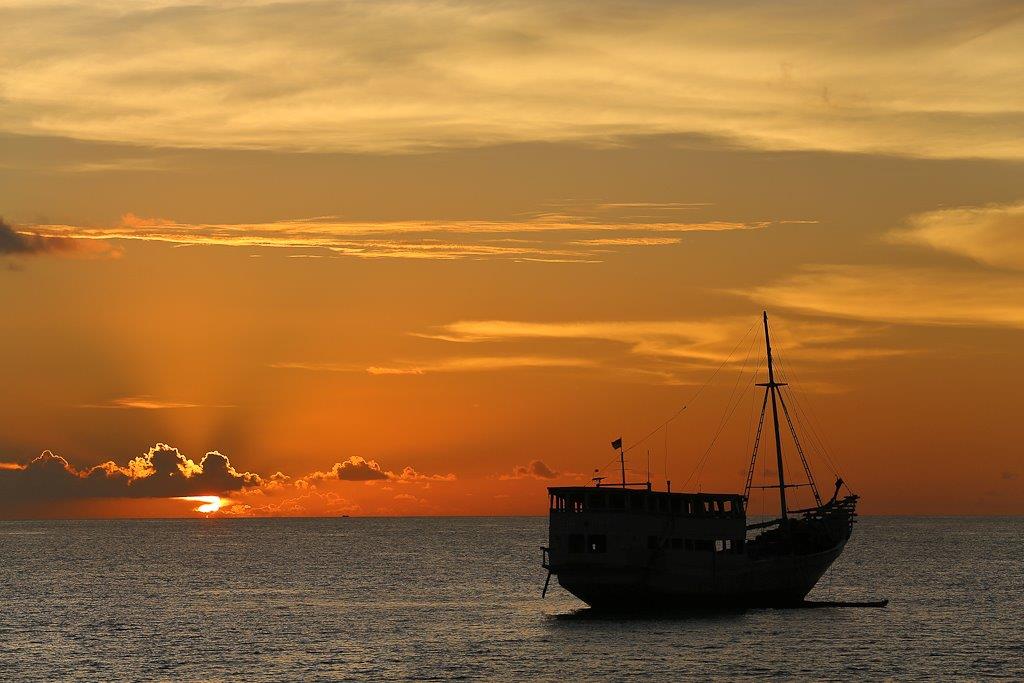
<box><xmin>541</xmin><ymin>312</ymin><xmax>858</xmax><ymax>609</ymax></box>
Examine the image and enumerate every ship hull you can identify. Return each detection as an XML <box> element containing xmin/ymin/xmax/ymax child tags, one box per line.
<box><xmin>555</xmin><ymin>540</ymin><xmax>847</xmax><ymax>610</ymax></box>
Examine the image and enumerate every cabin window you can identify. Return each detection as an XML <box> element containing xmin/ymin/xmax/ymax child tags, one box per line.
<box><xmin>588</xmin><ymin>493</ymin><xmax>606</xmax><ymax>509</ymax></box>
<box><xmin>723</xmin><ymin>500</ymin><xmax>732</xmax><ymax>513</ymax></box>
<box><xmin>587</xmin><ymin>535</ymin><xmax>607</xmax><ymax>553</ymax></box>
<box><xmin>570</xmin><ymin>496</ymin><xmax>584</xmax><ymax>513</ymax></box>
<box><xmin>630</xmin><ymin>493</ymin><xmax>645</xmax><ymax>510</ymax></box>
<box><xmin>695</xmin><ymin>539</ymin><xmax>713</xmax><ymax>552</ymax></box>
<box><xmin>671</xmin><ymin>497</ymin><xmax>681</xmax><ymax>513</ymax></box>
<box><xmin>714</xmin><ymin>539</ymin><xmax>738</xmax><ymax>553</ymax></box>
<box><xmin>568</xmin><ymin>534</ymin><xmax>585</xmax><ymax>553</ymax></box>
<box><xmin>671</xmin><ymin>538</ymin><xmax>683</xmax><ymax>550</ymax></box>
<box><xmin>609</xmin><ymin>493</ymin><xmax>625</xmax><ymax>510</ymax></box>
<box><xmin>658</xmin><ymin>496</ymin><xmax>668</xmax><ymax>512</ymax></box>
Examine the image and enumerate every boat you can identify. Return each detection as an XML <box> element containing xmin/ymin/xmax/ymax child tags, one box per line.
<box><xmin>541</xmin><ymin>312</ymin><xmax>858</xmax><ymax>609</ymax></box>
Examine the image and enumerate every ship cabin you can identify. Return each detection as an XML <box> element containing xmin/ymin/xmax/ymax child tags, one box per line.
<box><xmin>545</xmin><ymin>486</ymin><xmax>748</xmax><ymax>570</ymax></box>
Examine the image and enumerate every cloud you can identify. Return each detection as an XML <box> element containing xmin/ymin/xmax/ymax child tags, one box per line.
<box><xmin>275</xmin><ymin>316</ymin><xmax>904</xmax><ymax>390</ymax></box>
<box><xmin>304</xmin><ymin>456</ymin><xmax>389</xmax><ymax>481</ymax></box>
<box><xmin>25</xmin><ymin>212</ymin><xmax>770</xmax><ymax>261</ymax></box>
<box><xmin>595</xmin><ymin>202</ymin><xmax>712</xmax><ymax>211</ymax></box>
<box><xmin>79</xmin><ymin>396</ymin><xmax>233</xmax><ymax>410</ymax></box>
<box><xmin>393</xmin><ymin>493</ymin><xmax>426</xmax><ymax>504</ymax></box>
<box><xmin>300</xmin><ymin>456</ymin><xmax>455</xmax><ymax>485</ymax></box>
<box><xmin>568</xmin><ymin>237</ymin><xmax>683</xmax><ymax>247</ymax></box>
<box><xmin>0</xmin><ymin>444</ymin><xmax>261</xmax><ymax>502</ymax></box>
<box><xmin>744</xmin><ymin>264</ymin><xmax>1024</xmax><ymax>329</ymax></box>
<box><xmin>418</xmin><ymin>317</ymin><xmax>903</xmax><ymax>366</ymax></box>
<box><xmin>740</xmin><ymin>201</ymin><xmax>1024</xmax><ymax>330</ymax></box>
<box><xmin>274</xmin><ymin>356</ymin><xmax>597</xmax><ymax>375</ymax></box>
<box><xmin>0</xmin><ymin>218</ymin><xmax>117</xmax><ymax>258</ymax></box>
<box><xmin>0</xmin><ymin>445</ymin><xmax>454</xmax><ymax>514</ymax></box>
<box><xmin>389</xmin><ymin>467</ymin><xmax>456</xmax><ymax>483</ymax></box>
<box><xmin>366</xmin><ymin>356</ymin><xmax>597</xmax><ymax>375</ymax></box>
<box><xmin>501</xmin><ymin>459</ymin><xmax>560</xmax><ymax>480</ymax></box>
<box><xmin>2</xmin><ymin>1</ymin><xmax>1023</xmax><ymax>158</ymax></box>
<box><xmin>56</xmin><ymin>157</ymin><xmax>177</xmax><ymax>174</ymax></box>
<box><xmin>890</xmin><ymin>201</ymin><xmax>1024</xmax><ymax>271</ymax></box>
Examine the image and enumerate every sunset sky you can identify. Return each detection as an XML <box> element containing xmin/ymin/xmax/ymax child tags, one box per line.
<box><xmin>2</xmin><ymin>0</ymin><xmax>1023</xmax><ymax>517</ymax></box>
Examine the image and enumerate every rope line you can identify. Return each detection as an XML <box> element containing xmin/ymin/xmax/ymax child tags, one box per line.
<box><xmin>621</xmin><ymin>318</ymin><xmax>759</xmax><ymax>457</ymax></box>
<box><xmin>684</xmin><ymin>332</ymin><xmax>760</xmax><ymax>489</ymax></box>
<box><xmin>766</xmin><ymin>319</ymin><xmax>851</xmax><ymax>493</ymax></box>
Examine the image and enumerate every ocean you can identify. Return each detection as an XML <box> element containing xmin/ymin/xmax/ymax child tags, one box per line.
<box><xmin>1</xmin><ymin>516</ymin><xmax>1021</xmax><ymax>680</ymax></box>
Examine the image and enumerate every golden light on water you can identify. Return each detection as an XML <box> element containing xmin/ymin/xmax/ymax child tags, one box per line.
<box><xmin>175</xmin><ymin>496</ymin><xmax>226</xmax><ymax>514</ymax></box>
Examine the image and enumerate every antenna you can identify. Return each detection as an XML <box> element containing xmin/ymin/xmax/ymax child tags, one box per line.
<box><xmin>620</xmin><ymin>446</ymin><xmax>626</xmax><ymax>489</ymax></box>
<box><xmin>646</xmin><ymin>449</ymin><xmax>651</xmax><ymax>491</ymax></box>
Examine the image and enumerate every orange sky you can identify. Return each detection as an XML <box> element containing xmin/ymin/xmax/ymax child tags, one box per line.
<box><xmin>1</xmin><ymin>0</ymin><xmax>1023</xmax><ymax>517</ymax></box>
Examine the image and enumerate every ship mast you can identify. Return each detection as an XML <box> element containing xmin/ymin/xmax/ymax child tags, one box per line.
<box><xmin>758</xmin><ymin>311</ymin><xmax>789</xmax><ymax>527</ymax></box>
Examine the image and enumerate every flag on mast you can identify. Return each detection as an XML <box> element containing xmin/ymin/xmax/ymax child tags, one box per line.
<box><xmin>611</xmin><ymin>437</ymin><xmax>622</xmax><ymax>450</ymax></box>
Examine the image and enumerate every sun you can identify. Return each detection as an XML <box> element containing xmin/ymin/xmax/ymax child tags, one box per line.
<box><xmin>175</xmin><ymin>495</ymin><xmax>226</xmax><ymax>514</ymax></box>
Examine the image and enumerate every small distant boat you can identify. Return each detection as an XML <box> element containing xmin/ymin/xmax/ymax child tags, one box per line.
<box><xmin>541</xmin><ymin>312</ymin><xmax>858</xmax><ymax>609</ymax></box>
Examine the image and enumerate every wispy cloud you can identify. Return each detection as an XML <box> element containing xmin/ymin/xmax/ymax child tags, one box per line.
<box><xmin>744</xmin><ymin>264</ymin><xmax>1024</xmax><ymax>328</ymax></box>
<box><xmin>79</xmin><ymin>396</ymin><xmax>234</xmax><ymax>410</ymax></box>
<box><xmin>274</xmin><ymin>355</ymin><xmax>597</xmax><ymax>376</ymax></box>
<box><xmin>272</xmin><ymin>316</ymin><xmax>905</xmax><ymax>390</ymax></box>
<box><xmin>373</xmin><ymin>316</ymin><xmax>911</xmax><ymax>390</ymax></box>
<box><xmin>26</xmin><ymin>211</ymin><xmax>776</xmax><ymax>261</ymax></box>
<box><xmin>417</xmin><ymin>318</ymin><xmax>900</xmax><ymax>365</ymax></box>
<box><xmin>595</xmin><ymin>202</ymin><xmax>712</xmax><ymax>211</ymax></box>
<box><xmin>734</xmin><ymin>200</ymin><xmax>1024</xmax><ymax>329</ymax></box>
<box><xmin>568</xmin><ymin>237</ymin><xmax>682</xmax><ymax>247</ymax></box>
<box><xmin>890</xmin><ymin>201</ymin><xmax>1024</xmax><ymax>271</ymax></box>
<box><xmin>4</xmin><ymin>1</ymin><xmax>1020</xmax><ymax>158</ymax></box>
<box><xmin>56</xmin><ymin>157</ymin><xmax>177</xmax><ymax>174</ymax></box>
<box><xmin>366</xmin><ymin>356</ymin><xmax>597</xmax><ymax>375</ymax></box>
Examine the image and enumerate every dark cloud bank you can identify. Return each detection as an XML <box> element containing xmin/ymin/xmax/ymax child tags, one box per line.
<box><xmin>1</xmin><ymin>218</ymin><xmax>79</xmax><ymax>255</ymax></box>
<box><xmin>0</xmin><ymin>445</ymin><xmax>456</xmax><ymax>515</ymax></box>
<box><xmin>0</xmin><ymin>217</ymin><xmax>118</xmax><ymax>258</ymax></box>
<box><xmin>0</xmin><ymin>444</ymin><xmax>259</xmax><ymax>502</ymax></box>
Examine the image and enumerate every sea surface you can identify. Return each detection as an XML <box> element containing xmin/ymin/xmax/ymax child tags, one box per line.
<box><xmin>0</xmin><ymin>516</ymin><xmax>1021</xmax><ymax>681</ymax></box>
